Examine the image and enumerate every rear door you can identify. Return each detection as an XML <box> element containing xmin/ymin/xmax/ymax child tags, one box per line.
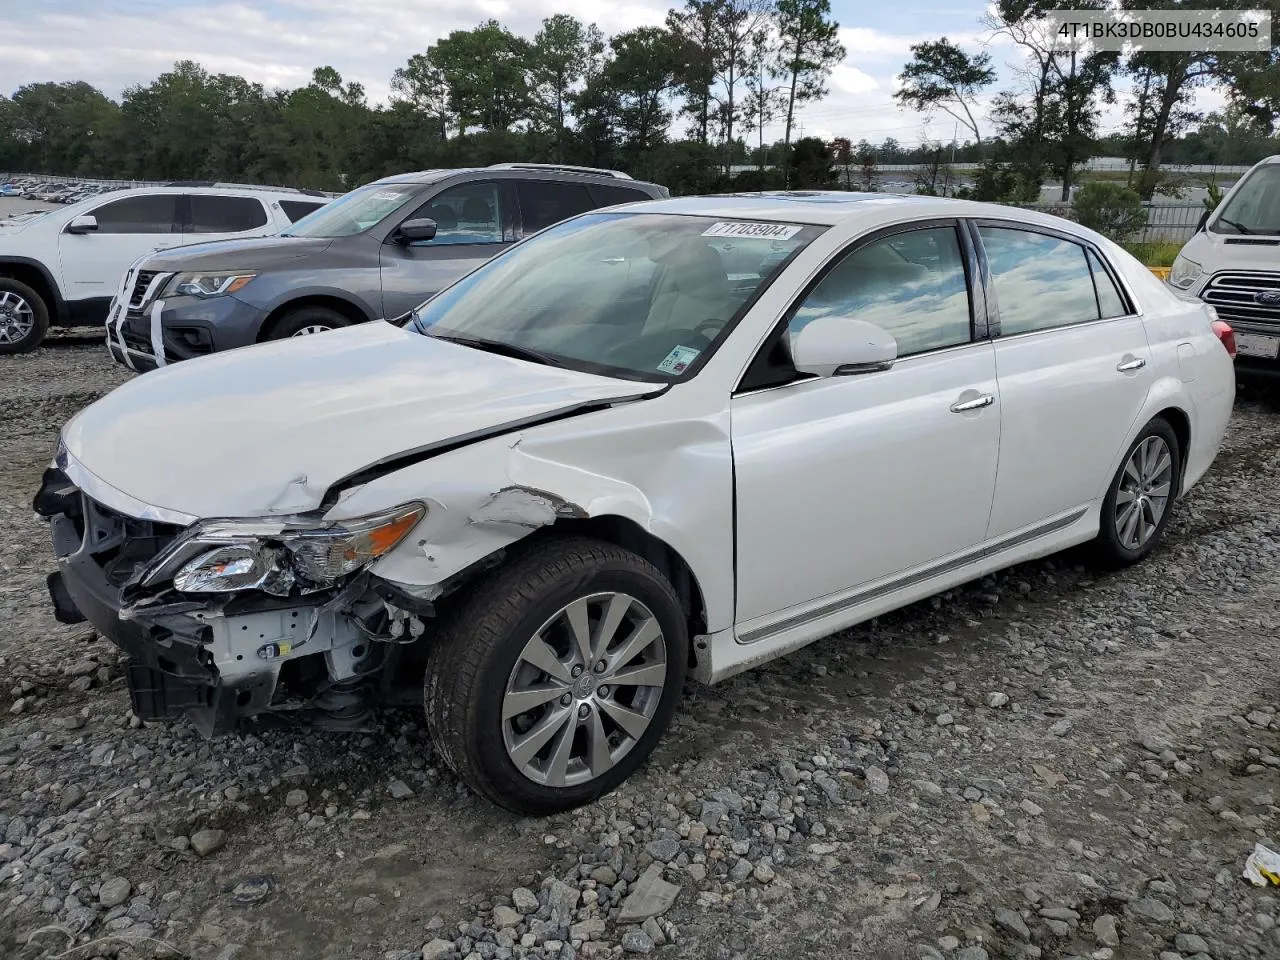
<box><xmin>976</xmin><ymin>221</ymin><xmax>1153</xmax><ymax>540</ymax></box>
<box><xmin>378</xmin><ymin>180</ymin><xmax>515</xmax><ymax>317</ymax></box>
<box><xmin>57</xmin><ymin>193</ymin><xmax>180</xmax><ymax>307</ymax></box>
<box><xmin>180</xmin><ymin>194</ymin><xmax>272</xmax><ymax>242</ymax></box>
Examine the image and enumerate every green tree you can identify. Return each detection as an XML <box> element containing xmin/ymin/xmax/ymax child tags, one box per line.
<box><xmin>430</xmin><ymin>21</ymin><xmax>531</xmax><ymax>132</ymax></box>
<box><xmin>390</xmin><ymin>53</ymin><xmax>453</xmax><ymax>139</ymax></box>
<box><xmin>530</xmin><ymin>15</ymin><xmax>602</xmax><ymax>160</ymax></box>
<box><xmin>603</xmin><ymin>27</ymin><xmax>682</xmax><ymax>162</ymax></box>
<box><xmin>667</xmin><ymin>0</ymin><xmax>723</xmax><ymax>144</ymax></box>
<box><xmin>894</xmin><ymin>37</ymin><xmax>995</xmax><ymax>145</ymax></box>
<box><xmin>788</xmin><ymin>135</ymin><xmax>836</xmax><ymax>188</ymax></box>
<box><xmin>712</xmin><ymin>0</ymin><xmax>776</xmax><ymax>169</ymax></box>
<box><xmin>774</xmin><ymin>0</ymin><xmax>844</xmax><ymax>182</ymax></box>
<box><xmin>6</xmin><ymin>81</ymin><xmax>120</xmax><ymax>175</ymax></box>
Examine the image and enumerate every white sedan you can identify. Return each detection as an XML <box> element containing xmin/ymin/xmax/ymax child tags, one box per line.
<box><xmin>38</xmin><ymin>193</ymin><xmax>1236</xmax><ymax>813</ymax></box>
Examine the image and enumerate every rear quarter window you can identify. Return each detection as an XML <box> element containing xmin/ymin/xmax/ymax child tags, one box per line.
<box><xmin>280</xmin><ymin>200</ymin><xmax>327</xmax><ymax>223</ymax></box>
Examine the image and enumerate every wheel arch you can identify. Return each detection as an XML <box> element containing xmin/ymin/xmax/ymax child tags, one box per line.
<box><xmin>531</xmin><ymin>516</ymin><xmax>709</xmax><ymax>668</ymax></box>
<box><xmin>1153</xmin><ymin>405</ymin><xmax>1191</xmax><ymax>493</ymax></box>
<box><xmin>257</xmin><ymin>293</ymin><xmax>375</xmax><ymax>341</ymax></box>
<box><xmin>0</xmin><ymin>256</ymin><xmax>67</xmax><ymax>324</ymax></box>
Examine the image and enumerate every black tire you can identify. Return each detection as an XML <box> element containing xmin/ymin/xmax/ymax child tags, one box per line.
<box><xmin>264</xmin><ymin>305</ymin><xmax>350</xmax><ymax>340</ymax></box>
<box><xmin>1091</xmin><ymin>416</ymin><xmax>1182</xmax><ymax>568</ymax></box>
<box><xmin>424</xmin><ymin>538</ymin><xmax>688</xmax><ymax>815</ymax></box>
<box><xmin>0</xmin><ymin>277</ymin><xmax>50</xmax><ymax>355</ymax></box>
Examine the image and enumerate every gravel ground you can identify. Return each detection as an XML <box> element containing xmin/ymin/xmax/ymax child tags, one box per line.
<box><xmin>2</xmin><ymin>341</ymin><xmax>1278</xmax><ymax>960</ymax></box>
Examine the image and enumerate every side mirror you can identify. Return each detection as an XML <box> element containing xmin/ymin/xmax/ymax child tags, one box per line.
<box><xmin>396</xmin><ymin>218</ymin><xmax>437</xmax><ymax>243</ymax></box>
<box><xmin>791</xmin><ymin>316</ymin><xmax>897</xmax><ymax>377</ymax></box>
<box><xmin>66</xmin><ymin>214</ymin><xmax>98</xmax><ymax>235</ymax></box>
<box><xmin>1197</xmin><ymin>210</ymin><xmax>1210</xmax><ymax>232</ymax></box>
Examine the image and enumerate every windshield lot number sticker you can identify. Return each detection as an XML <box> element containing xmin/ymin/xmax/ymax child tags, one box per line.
<box><xmin>702</xmin><ymin>221</ymin><xmax>802</xmax><ymax>240</ymax></box>
<box><xmin>657</xmin><ymin>345</ymin><xmax>701</xmax><ymax>375</ymax></box>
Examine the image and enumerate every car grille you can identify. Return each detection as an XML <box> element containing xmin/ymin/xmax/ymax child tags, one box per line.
<box><xmin>128</xmin><ymin>270</ymin><xmax>161</xmax><ymax>309</ymax></box>
<box><xmin>1200</xmin><ymin>271</ymin><xmax>1280</xmax><ymax>328</ymax></box>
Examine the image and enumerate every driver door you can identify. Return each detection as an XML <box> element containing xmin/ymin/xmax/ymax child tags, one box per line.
<box><xmin>730</xmin><ymin>221</ymin><xmax>1001</xmax><ymax>635</ymax></box>
<box><xmin>378</xmin><ymin>180</ymin><xmax>516</xmax><ymax>317</ymax></box>
<box><xmin>58</xmin><ymin>193</ymin><xmax>180</xmax><ymax>306</ymax></box>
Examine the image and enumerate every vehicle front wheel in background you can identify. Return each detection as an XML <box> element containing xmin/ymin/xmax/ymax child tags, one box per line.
<box><xmin>1092</xmin><ymin>416</ymin><xmax>1182</xmax><ymax>568</ymax></box>
<box><xmin>424</xmin><ymin>539</ymin><xmax>688</xmax><ymax>815</ymax></box>
<box><xmin>265</xmin><ymin>305</ymin><xmax>351</xmax><ymax>340</ymax></box>
<box><xmin>0</xmin><ymin>278</ymin><xmax>50</xmax><ymax>354</ymax></box>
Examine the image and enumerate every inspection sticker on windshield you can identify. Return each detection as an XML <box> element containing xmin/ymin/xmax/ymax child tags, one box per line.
<box><xmin>702</xmin><ymin>221</ymin><xmax>802</xmax><ymax>240</ymax></box>
<box><xmin>657</xmin><ymin>345</ymin><xmax>701</xmax><ymax>375</ymax></box>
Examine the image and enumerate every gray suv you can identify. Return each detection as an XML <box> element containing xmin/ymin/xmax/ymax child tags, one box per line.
<box><xmin>105</xmin><ymin>164</ymin><xmax>667</xmax><ymax>370</ymax></box>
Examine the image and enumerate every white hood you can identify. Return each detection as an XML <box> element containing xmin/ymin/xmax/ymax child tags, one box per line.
<box><xmin>61</xmin><ymin>322</ymin><xmax>661</xmax><ymax>521</ymax></box>
<box><xmin>1181</xmin><ymin>229</ymin><xmax>1280</xmax><ymax>275</ymax></box>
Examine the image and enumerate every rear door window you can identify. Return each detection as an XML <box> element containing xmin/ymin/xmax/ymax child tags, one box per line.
<box><xmin>1087</xmin><ymin>248</ymin><xmax>1130</xmax><ymax>318</ymax></box>
<box><xmin>979</xmin><ymin>227</ymin><xmax>1100</xmax><ymax>334</ymax></box>
<box><xmin>517</xmin><ymin>180</ymin><xmax>596</xmax><ymax>233</ymax></box>
<box><xmin>88</xmin><ymin>194</ymin><xmax>177</xmax><ymax>234</ymax></box>
<box><xmin>187</xmin><ymin>195</ymin><xmax>269</xmax><ymax>233</ymax></box>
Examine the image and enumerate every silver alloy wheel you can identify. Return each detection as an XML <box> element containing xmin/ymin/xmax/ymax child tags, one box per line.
<box><xmin>0</xmin><ymin>290</ymin><xmax>35</xmax><ymax>345</ymax></box>
<box><xmin>291</xmin><ymin>324</ymin><xmax>333</xmax><ymax>337</ymax></box>
<box><xmin>1115</xmin><ymin>435</ymin><xmax>1173</xmax><ymax>550</ymax></box>
<box><xmin>502</xmin><ymin>592</ymin><xmax>667</xmax><ymax>788</ymax></box>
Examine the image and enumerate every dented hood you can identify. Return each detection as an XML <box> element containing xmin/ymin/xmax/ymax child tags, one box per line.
<box><xmin>61</xmin><ymin>321</ymin><xmax>661</xmax><ymax>521</ymax></box>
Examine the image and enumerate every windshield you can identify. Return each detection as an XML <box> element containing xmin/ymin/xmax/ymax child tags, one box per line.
<box><xmin>284</xmin><ymin>183</ymin><xmax>417</xmax><ymax>238</ymax></box>
<box><xmin>410</xmin><ymin>212</ymin><xmax>822</xmax><ymax>382</ymax></box>
<box><xmin>1213</xmin><ymin>162</ymin><xmax>1280</xmax><ymax>235</ymax></box>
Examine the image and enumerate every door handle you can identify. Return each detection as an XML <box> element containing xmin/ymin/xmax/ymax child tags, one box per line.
<box><xmin>1116</xmin><ymin>357</ymin><xmax>1146</xmax><ymax>372</ymax></box>
<box><xmin>950</xmin><ymin>393</ymin><xmax>995</xmax><ymax>413</ymax></box>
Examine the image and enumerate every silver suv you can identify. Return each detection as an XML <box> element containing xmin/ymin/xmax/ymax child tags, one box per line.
<box><xmin>105</xmin><ymin>164</ymin><xmax>668</xmax><ymax>370</ymax></box>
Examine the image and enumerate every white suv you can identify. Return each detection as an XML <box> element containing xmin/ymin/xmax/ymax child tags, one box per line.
<box><xmin>0</xmin><ymin>184</ymin><xmax>330</xmax><ymax>353</ymax></box>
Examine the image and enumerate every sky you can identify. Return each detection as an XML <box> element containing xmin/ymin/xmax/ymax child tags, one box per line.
<box><xmin>4</xmin><ymin>0</ymin><xmax>1227</xmax><ymax>148</ymax></box>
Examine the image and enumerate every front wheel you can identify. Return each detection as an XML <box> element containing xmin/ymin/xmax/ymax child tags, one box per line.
<box><xmin>265</xmin><ymin>305</ymin><xmax>350</xmax><ymax>340</ymax></box>
<box><xmin>1092</xmin><ymin>417</ymin><xmax>1182</xmax><ymax>568</ymax></box>
<box><xmin>424</xmin><ymin>539</ymin><xmax>687</xmax><ymax>814</ymax></box>
<box><xmin>0</xmin><ymin>278</ymin><xmax>50</xmax><ymax>354</ymax></box>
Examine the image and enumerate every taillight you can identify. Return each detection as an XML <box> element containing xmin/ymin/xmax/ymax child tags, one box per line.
<box><xmin>1211</xmin><ymin>319</ymin><xmax>1237</xmax><ymax>359</ymax></box>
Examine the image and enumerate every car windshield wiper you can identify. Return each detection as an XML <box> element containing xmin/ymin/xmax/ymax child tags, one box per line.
<box><xmin>1217</xmin><ymin>216</ymin><xmax>1254</xmax><ymax>234</ymax></box>
<box><xmin>430</xmin><ymin>332</ymin><xmax>567</xmax><ymax>368</ymax></box>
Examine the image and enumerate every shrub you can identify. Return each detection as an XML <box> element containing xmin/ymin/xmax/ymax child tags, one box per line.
<box><xmin>1074</xmin><ymin>181</ymin><xmax>1148</xmax><ymax>241</ymax></box>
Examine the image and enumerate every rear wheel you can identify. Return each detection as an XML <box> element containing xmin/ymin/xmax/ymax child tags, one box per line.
<box><xmin>0</xmin><ymin>278</ymin><xmax>49</xmax><ymax>354</ymax></box>
<box><xmin>424</xmin><ymin>539</ymin><xmax>687</xmax><ymax>814</ymax></box>
<box><xmin>265</xmin><ymin>305</ymin><xmax>350</xmax><ymax>340</ymax></box>
<box><xmin>1092</xmin><ymin>417</ymin><xmax>1181</xmax><ymax>568</ymax></box>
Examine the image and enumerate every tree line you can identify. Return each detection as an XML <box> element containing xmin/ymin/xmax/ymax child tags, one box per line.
<box><xmin>2</xmin><ymin>0</ymin><xmax>1276</xmax><ymax>200</ymax></box>
<box><xmin>0</xmin><ymin>1</ymin><xmax>846</xmax><ymax>196</ymax></box>
<box><xmin>887</xmin><ymin>0</ymin><xmax>1280</xmax><ymax>202</ymax></box>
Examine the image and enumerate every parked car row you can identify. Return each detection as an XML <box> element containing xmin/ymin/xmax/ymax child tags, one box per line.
<box><xmin>1</xmin><ymin>176</ymin><xmax>125</xmax><ymax>204</ymax></box>
<box><xmin>0</xmin><ymin>182</ymin><xmax>333</xmax><ymax>352</ymax></box>
<box><xmin>32</xmin><ymin>172</ymin><xmax>1237</xmax><ymax>812</ymax></box>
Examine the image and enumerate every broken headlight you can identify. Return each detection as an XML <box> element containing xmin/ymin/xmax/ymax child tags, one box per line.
<box><xmin>173</xmin><ymin>503</ymin><xmax>425</xmax><ymax>595</ymax></box>
<box><xmin>165</xmin><ymin>272</ymin><xmax>257</xmax><ymax>299</ymax></box>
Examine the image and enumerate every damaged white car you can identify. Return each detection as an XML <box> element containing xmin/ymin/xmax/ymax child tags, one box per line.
<box><xmin>38</xmin><ymin>194</ymin><xmax>1235</xmax><ymax>813</ymax></box>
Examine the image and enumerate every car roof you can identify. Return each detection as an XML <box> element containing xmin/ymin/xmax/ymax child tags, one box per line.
<box><xmin>74</xmin><ymin>186</ymin><xmax>323</xmax><ymax>201</ymax></box>
<box><xmin>605</xmin><ymin>191</ymin><xmax>1093</xmax><ymax>234</ymax></box>
<box><xmin>369</xmin><ymin>166</ymin><xmax>661</xmax><ymax>188</ymax></box>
